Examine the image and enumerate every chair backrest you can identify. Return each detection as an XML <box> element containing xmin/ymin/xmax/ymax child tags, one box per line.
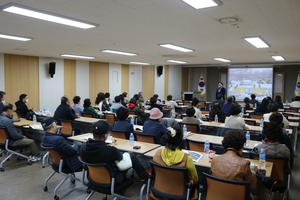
<box><xmin>251</xmin><ymin>154</ymin><xmax>288</xmax><ymax>181</ymax></box>
<box><xmin>186</xmin><ymin>139</ymin><xmax>204</xmax><ymax>152</ymax></box>
<box><xmin>0</xmin><ymin>127</ymin><xmax>8</xmax><ymax>144</ymax></box>
<box><xmin>249</xmin><ymin>113</ymin><xmax>263</xmax><ymax>119</ymax></box>
<box><xmin>201</xmin><ymin>111</ymin><xmax>209</xmax><ymax>115</ymax></box>
<box><xmin>201</xmin><ymin>172</ymin><xmax>250</xmax><ymax>200</ymax></box>
<box><xmin>245</xmin><ymin>120</ymin><xmax>256</xmax><ymax>126</ymax></box>
<box><xmin>179</xmin><ymin>122</ymin><xmax>200</xmax><ymax>133</ymax></box>
<box><xmin>181</xmin><ymin>114</ymin><xmax>187</xmax><ymax>119</ymax></box>
<box><xmin>47</xmin><ymin>148</ymin><xmax>62</xmax><ymax>165</ymax></box>
<box><xmin>82</xmin><ymin>113</ymin><xmax>94</xmax><ymax>118</ymax></box>
<box><xmin>85</xmin><ymin>163</ymin><xmax>112</xmax><ymax>185</ymax></box>
<box><xmin>110</xmin><ymin>130</ymin><xmax>127</xmax><ymax>139</ymax></box>
<box><xmin>198</xmin><ymin>101</ymin><xmax>206</xmax><ymax>109</ymax></box>
<box><xmin>284</xmin><ymin>109</ymin><xmax>298</xmax><ymax>113</ymax></box>
<box><xmin>135</xmin><ymin>133</ymin><xmax>155</xmax><ymax>143</ymax></box>
<box><xmin>104</xmin><ymin>113</ymin><xmax>116</xmax><ymax>125</ymax></box>
<box><xmin>128</xmin><ymin>111</ymin><xmax>136</xmax><ymax>115</ymax></box>
<box><xmin>15</xmin><ymin>112</ymin><xmax>22</xmax><ymax>118</ymax></box>
<box><xmin>216</xmin><ymin>127</ymin><xmax>242</xmax><ymax>136</ymax></box>
<box><xmin>149</xmin><ymin>161</ymin><xmax>191</xmax><ymax>199</ymax></box>
<box><xmin>183</xmin><ymin>101</ymin><xmax>191</xmax><ymax>106</ymax></box>
<box><xmin>59</xmin><ymin>120</ymin><xmax>74</xmax><ymax>136</ymax></box>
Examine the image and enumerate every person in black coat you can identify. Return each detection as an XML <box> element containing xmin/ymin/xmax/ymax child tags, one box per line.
<box><xmin>53</xmin><ymin>96</ymin><xmax>78</xmax><ymax>124</ymax></box>
<box><xmin>0</xmin><ymin>91</ymin><xmax>5</xmax><ymax>113</ymax></box>
<box><xmin>15</xmin><ymin>94</ymin><xmax>34</xmax><ymax>118</ymax></box>
<box><xmin>216</xmin><ymin>82</ymin><xmax>226</xmax><ymax>100</ymax></box>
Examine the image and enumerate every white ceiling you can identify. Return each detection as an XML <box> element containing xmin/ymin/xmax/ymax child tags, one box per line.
<box><xmin>0</xmin><ymin>0</ymin><xmax>299</xmax><ymax>66</ymax></box>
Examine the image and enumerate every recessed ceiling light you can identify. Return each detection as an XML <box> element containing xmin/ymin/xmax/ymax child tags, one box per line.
<box><xmin>159</xmin><ymin>44</ymin><xmax>194</xmax><ymax>52</ymax></box>
<box><xmin>213</xmin><ymin>57</ymin><xmax>231</xmax><ymax>62</ymax></box>
<box><xmin>182</xmin><ymin>0</ymin><xmax>222</xmax><ymax>9</ymax></box>
<box><xmin>129</xmin><ymin>62</ymin><xmax>151</xmax><ymax>65</ymax></box>
<box><xmin>243</xmin><ymin>36</ymin><xmax>270</xmax><ymax>48</ymax></box>
<box><xmin>1</xmin><ymin>3</ymin><xmax>98</xmax><ymax>29</ymax></box>
<box><xmin>101</xmin><ymin>50</ymin><xmax>137</xmax><ymax>56</ymax></box>
<box><xmin>0</xmin><ymin>33</ymin><xmax>31</xmax><ymax>41</ymax></box>
<box><xmin>219</xmin><ymin>17</ymin><xmax>238</xmax><ymax>24</ymax></box>
<box><xmin>272</xmin><ymin>56</ymin><xmax>285</xmax><ymax>61</ymax></box>
<box><xmin>167</xmin><ymin>60</ymin><xmax>188</xmax><ymax>64</ymax></box>
<box><xmin>60</xmin><ymin>54</ymin><xmax>96</xmax><ymax>59</ymax></box>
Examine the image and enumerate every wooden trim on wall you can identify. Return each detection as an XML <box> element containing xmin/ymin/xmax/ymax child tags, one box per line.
<box><xmin>64</xmin><ymin>59</ymin><xmax>76</xmax><ymax>98</ymax></box>
<box><xmin>89</xmin><ymin>61</ymin><xmax>109</xmax><ymax>103</ymax></box>
<box><xmin>164</xmin><ymin>65</ymin><xmax>169</xmax><ymax>99</ymax></box>
<box><xmin>181</xmin><ymin>67</ymin><xmax>189</xmax><ymax>91</ymax></box>
<box><xmin>121</xmin><ymin>64</ymin><xmax>129</xmax><ymax>94</ymax></box>
<box><xmin>142</xmin><ymin>65</ymin><xmax>154</xmax><ymax>100</ymax></box>
<box><xmin>4</xmin><ymin>54</ymin><xmax>39</xmax><ymax>110</ymax></box>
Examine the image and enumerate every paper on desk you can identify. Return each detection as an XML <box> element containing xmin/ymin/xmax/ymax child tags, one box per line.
<box><xmin>81</xmin><ymin>135</ymin><xmax>93</xmax><ymax>140</ymax></box>
<box><xmin>30</xmin><ymin>124</ymin><xmax>42</xmax><ymax>129</ymax></box>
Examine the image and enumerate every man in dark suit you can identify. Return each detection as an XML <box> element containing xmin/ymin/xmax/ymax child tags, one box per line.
<box><xmin>216</xmin><ymin>82</ymin><xmax>226</xmax><ymax>100</ymax></box>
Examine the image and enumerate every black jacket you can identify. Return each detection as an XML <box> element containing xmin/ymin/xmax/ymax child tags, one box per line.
<box><xmin>15</xmin><ymin>100</ymin><xmax>29</xmax><ymax>118</ymax></box>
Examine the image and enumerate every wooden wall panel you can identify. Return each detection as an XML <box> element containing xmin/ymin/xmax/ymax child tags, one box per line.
<box><xmin>4</xmin><ymin>54</ymin><xmax>39</xmax><ymax>110</ymax></box>
<box><xmin>182</xmin><ymin>67</ymin><xmax>189</xmax><ymax>91</ymax></box>
<box><xmin>89</xmin><ymin>62</ymin><xmax>109</xmax><ymax>103</ymax></box>
<box><xmin>164</xmin><ymin>65</ymin><xmax>169</xmax><ymax>99</ymax></box>
<box><xmin>121</xmin><ymin>64</ymin><xmax>129</xmax><ymax>93</ymax></box>
<box><xmin>64</xmin><ymin>59</ymin><xmax>76</xmax><ymax>99</ymax></box>
<box><xmin>142</xmin><ymin>65</ymin><xmax>154</xmax><ymax>100</ymax></box>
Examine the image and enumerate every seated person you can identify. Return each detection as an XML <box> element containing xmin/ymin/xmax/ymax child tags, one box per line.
<box><xmin>148</xmin><ymin>97</ymin><xmax>163</xmax><ymax>111</ymax></box>
<box><xmin>53</xmin><ymin>96</ymin><xmax>78</xmax><ymax>124</ymax></box>
<box><xmin>209</xmin><ymin>101</ymin><xmax>226</xmax><ymax>122</ymax></box>
<box><xmin>250</xmin><ymin>94</ymin><xmax>259</xmax><ymax>107</ymax></box>
<box><xmin>143</xmin><ymin>108</ymin><xmax>169</xmax><ymax>144</ymax></box>
<box><xmin>253</xmin><ymin>121</ymin><xmax>291</xmax><ymax>170</ymax></box>
<box><xmin>160</xmin><ymin>118</ymin><xmax>180</xmax><ymax>129</ymax></box>
<box><xmin>225</xmin><ymin>103</ymin><xmax>246</xmax><ymax>130</ymax></box>
<box><xmin>254</xmin><ymin>98</ymin><xmax>269</xmax><ymax>113</ymax></box>
<box><xmin>72</xmin><ymin>96</ymin><xmax>83</xmax><ymax>116</ymax></box>
<box><xmin>128</xmin><ymin>98</ymin><xmax>145</xmax><ymax>125</ymax></box>
<box><xmin>113</xmin><ymin>107</ymin><xmax>133</xmax><ymax>139</ymax></box>
<box><xmin>191</xmin><ymin>97</ymin><xmax>202</xmax><ymax>119</ymax></box>
<box><xmin>290</xmin><ymin>96</ymin><xmax>300</xmax><ymax>108</ymax></box>
<box><xmin>153</xmin><ymin>94</ymin><xmax>162</xmax><ymax>105</ymax></box>
<box><xmin>182</xmin><ymin>106</ymin><xmax>201</xmax><ymax>131</ymax></box>
<box><xmin>15</xmin><ymin>94</ymin><xmax>34</xmax><ymax>118</ymax></box>
<box><xmin>41</xmin><ymin>117</ymin><xmax>83</xmax><ymax>172</ymax></box>
<box><xmin>240</xmin><ymin>97</ymin><xmax>253</xmax><ymax>111</ymax></box>
<box><xmin>165</xmin><ymin>94</ymin><xmax>178</xmax><ymax>118</ymax></box>
<box><xmin>0</xmin><ymin>91</ymin><xmax>6</xmax><ymax>113</ymax></box>
<box><xmin>80</xmin><ymin>121</ymin><xmax>147</xmax><ymax>184</ymax></box>
<box><xmin>211</xmin><ymin>130</ymin><xmax>258</xmax><ymax>195</ymax></box>
<box><xmin>151</xmin><ymin>128</ymin><xmax>198</xmax><ymax>200</ymax></box>
<box><xmin>222</xmin><ymin>96</ymin><xmax>233</xmax><ymax>116</ymax></box>
<box><xmin>111</xmin><ymin>96</ymin><xmax>125</xmax><ymax>113</ymax></box>
<box><xmin>119</xmin><ymin>94</ymin><xmax>127</xmax><ymax>108</ymax></box>
<box><xmin>263</xmin><ymin>102</ymin><xmax>289</xmax><ymax>127</ymax></box>
<box><xmin>216</xmin><ymin>94</ymin><xmax>225</xmax><ymax>108</ymax></box>
<box><xmin>95</xmin><ymin>92</ymin><xmax>110</xmax><ymax>112</ymax></box>
<box><xmin>0</xmin><ymin>103</ymin><xmax>41</xmax><ymax>162</ymax></box>
<box><xmin>274</xmin><ymin>95</ymin><xmax>284</xmax><ymax>109</ymax></box>
<box><xmin>83</xmin><ymin>98</ymin><xmax>98</xmax><ymax>118</ymax></box>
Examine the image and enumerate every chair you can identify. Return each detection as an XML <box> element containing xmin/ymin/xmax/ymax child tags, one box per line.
<box><xmin>181</xmin><ymin>114</ymin><xmax>187</xmax><ymax>119</ymax></box>
<box><xmin>215</xmin><ymin>127</ymin><xmax>242</xmax><ymax>136</ymax></box>
<box><xmin>15</xmin><ymin>111</ymin><xmax>22</xmax><ymax>119</ymax></box>
<box><xmin>284</xmin><ymin>109</ymin><xmax>298</xmax><ymax>113</ymax></box>
<box><xmin>179</xmin><ymin>122</ymin><xmax>200</xmax><ymax>133</ymax></box>
<box><xmin>200</xmin><ymin>172</ymin><xmax>251</xmax><ymax>200</ymax></box>
<box><xmin>201</xmin><ymin>111</ymin><xmax>209</xmax><ymax>115</ymax></box>
<box><xmin>42</xmin><ymin>146</ymin><xmax>82</xmax><ymax>200</ymax></box>
<box><xmin>186</xmin><ymin>139</ymin><xmax>205</xmax><ymax>152</ymax></box>
<box><xmin>110</xmin><ymin>130</ymin><xmax>128</xmax><ymax>139</ymax></box>
<box><xmin>198</xmin><ymin>101</ymin><xmax>206</xmax><ymax>110</ymax></box>
<box><xmin>82</xmin><ymin>113</ymin><xmax>94</xmax><ymax>118</ymax></box>
<box><xmin>135</xmin><ymin>132</ymin><xmax>156</xmax><ymax>144</ymax></box>
<box><xmin>210</xmin><ymin>143</ymin><xmax>226</xmax><ymax>154</ymax></box>
<box><xmin>128</xmin><ymin>111</ymin><xmax>136</xmax><ymax>116</ymax></box>
<box><xmin>59</xmin><ymin>120</ymin><xmax>75</xmax><ymax>139</ymax></box>
<box><xmin>146</xmin><ymin>161</ymin><xmax>192</xmax><ymax>200</ymax></box>
<box><xmin>104</xmin><ymin>113</ymin><xmax>116</xmax><ymax>125</ymax></box>
<box><xmin>80</xmin><ymin>161</ymin><xmax>134</xmax><ymax>200</ymax></box>
<box><xmin>245</xmin><ymin>119</ymin><xmax>256</xmax><ymax>126</ymax></box>
<box><xmin>249</xmin><ymin>113</ymin><xmax>264</xmax><ymax>120</ymax></box>
<box><xmin>0</xmin><ymin>127</ymin><xmax>31</xmax><ymax>171</ymax></box>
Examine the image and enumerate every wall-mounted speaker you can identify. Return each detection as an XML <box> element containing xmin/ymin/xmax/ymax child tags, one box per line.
<box><xmin>49</xmin><ymin>62</ymin><xmax>56</xmax><ymax>78</ymax></box>
<box><xmin>157</xmin><ymin>65</ymin><xmax>163</xmax><ymax>77</ymax></box>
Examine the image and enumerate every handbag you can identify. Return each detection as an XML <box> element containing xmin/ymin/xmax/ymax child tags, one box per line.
<box><xmin>115</xmin><ymin>152</ymin><xmax>132</xmax><ymax>171</ymax></box>
<box><xmin>262</xmin><ymin>181</ymin><xmax>285</xmax><ymax>200</ymax></box>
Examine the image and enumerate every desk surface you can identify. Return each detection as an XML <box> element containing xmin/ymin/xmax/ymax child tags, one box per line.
<box><xmin>13</xmin><ymin>118</ymin><xmax>63</xmax><ymax>130</ymax></box>
<box><xmin>144</xmin><ymin>147</ymin><xmax>273</xmax><ymax>177</ymax></box>
<box><xmin>68</xmin><ymin>133</ymin><xmax>161</xmax><ymax>154</ymax></box>
<box><xmin>74</xmin><ymin>117</ymin><xmax>106</xmax><ymax>123</ymax></box>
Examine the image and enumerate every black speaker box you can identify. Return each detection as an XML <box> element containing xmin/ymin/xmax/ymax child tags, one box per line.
<box><xmin>49</xmin><ymin>62</ymin><xmax>56</xmax><ymax>78</ymax></box>
<box><xmin>157</xmin><ymin>65</ymin><xmax>163</xmax><ymax>77</ymax></box>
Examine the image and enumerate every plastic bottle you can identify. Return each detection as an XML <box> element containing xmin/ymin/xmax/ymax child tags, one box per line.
<box><xmin>260</xmin><ymin>119</ymin><xmax>264</xmax><ymax>128</ymax></box>
<box><xmin>204</xmin><ymin>140</ymin><xmax>210</xmax><ymax>156</ymax></box>
<box><xmin>33</xmin><ymin>114</ymin><xmax>37</xmax><ymax>124</ymax></box>
<box><xmin>183</xmin><ymin>124</ymin><xmax>187</xmax><ymax>139</ymax></box>
<box><xmin>43</xmin><ymin>108</ymin><xmax>46</xmax><ymax>115</ymax></box>
<box><xmin>130</xmin><ymin>117</ymin><xmax>135</xmax><ymax>125</ymax></box>
<box><xmin>241</xmin><ymin>107</ymin><xmax>244</xmax><ymax>114</ymax></box>
<box><xmin>259</xmin><ymin>148</ymin><xmax>266</xmax><ymax>169</ymax></box>
<box><xmin>254</xmin><ymin>103</ymin><xmax>257</xmax><ymax>108</ymax></box>
<box><xmin>214</xmin><ymin>114</ymin><xmax>218</xmax><ymax>124</ymax></box>
<box><xmin>129</xmin><ymin>133</ymin><xmax>134</xmax><ymax>147</ymax></box>
<box><xmin>245</xmin><ymin>131</ymin><xmax>250</xmax><ymax>147</ymax></box>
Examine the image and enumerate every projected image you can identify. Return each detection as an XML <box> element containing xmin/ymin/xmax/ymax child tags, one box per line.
<box><xmin>227</xmin><ymin>68</ymin><xmax>273</xmax><ymax>102</ymax></box>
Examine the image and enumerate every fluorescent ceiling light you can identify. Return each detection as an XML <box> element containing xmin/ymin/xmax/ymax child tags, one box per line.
<box><xmin>182</xmin><ymin>0</ymin><xmax>222</xmax><ymax>9</ymax></box>
<box><xmin>159</xmin><ymin>44</ymin><xmax>194</xmax><ymax>52</ymax></box>
<box><xmin>129</xmin><ymin>62</ymin><xmax>151</xmax><ymax>65</ymax></box>
<box><xmin>272</xmin><ymin>56</ymin><xmax>285</xmax><ymax>61</ymax></box>
<box><xmin>167</xmin><ymin>60</ymin><xmax>188</xmax><ymax>64</ymax></box>
<box><xmin>1</xmin><ymin>3</ymin><xmax>97</xmax><ymax>29</ymax></box>
<box><xmin>101</xmin><ymin>50</ymin><xmax>137</xmax><ymax>56</ymax></box>
<box><xmin>243</xmin><ymin>37</ymin><xmax>270</xmax><ymax>48</ymax></box>
<box><xmin>60</xmin><ymin>54</ymin><xmax>95</xmax><ymax>59</ymax></box>
<box><xmin>213</xmin><ymin>57</ymin><xmax>231</xmax><ymax>62</ymax></box>
<box><xmin>0</xmin><ymin>33</ymin><xmax>31</xmax><ymax>41</ymax></box>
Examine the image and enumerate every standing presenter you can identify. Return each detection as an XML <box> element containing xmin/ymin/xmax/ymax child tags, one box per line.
<box><xmin>216</xmin><ymin>82</ymin><xmax>226</xmax><ymax>100</ymax></box>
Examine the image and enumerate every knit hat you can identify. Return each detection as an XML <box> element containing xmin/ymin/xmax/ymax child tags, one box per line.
<box><xmin>150</xmin><ymin>108</ymin><xmax>163</xmax><ymax>119</ymax></box>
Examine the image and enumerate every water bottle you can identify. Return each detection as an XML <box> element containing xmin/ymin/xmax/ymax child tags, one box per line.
<box><xmin>204</xmin><ymin>140</ymin><xmax>210</xmax><ymax>156</ymax></box>
<box><xmin>241</xmin><ymin>107</ymin><xmax>244</xmax><ymax>114</ymax></box>
<box><xmin>33</xmin><ymin>114</ymin><xmax>37</xmax><ymax>124</ymax></box>
<box><xmin>131</xmin><ymin>117</ymin><xmax>135</xmax><ymax>125</ymax></box>
<box><xmin>43</xmin><ymin>108</ymin><xmax>46</xmax><ymax>115</ymax></box>
<box><xmin>260</xmin><ymin>119</ymin><xmax>264</xmax><ymax>128</ymax></box>
<box><xmin>129</xmin><ymin>133</ymin><xmax>134</xmax><ymax>147</ymax></box>
<box><xmin>183</xmin><ymin>124</ymin><xmax>187</xmax><ymax>139</ymax></box>
<box><xmin>254</xmin><ymin>103</ymin><xmax>257</xmax><ymax>108</ymax></box>
<box><xmin>214</xmin><ymin>114</ymin><xmax>218</xmax><ymax>124</ymax></box>
<box><xmin>259</xmin><ymin>148</ymin><xmax>266</xmax><ymax>169</ymax></box>
<box><xmin>245</xmin><ymin>131</ymin><xmax>250</xmax><ymax>147</ymax></box>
